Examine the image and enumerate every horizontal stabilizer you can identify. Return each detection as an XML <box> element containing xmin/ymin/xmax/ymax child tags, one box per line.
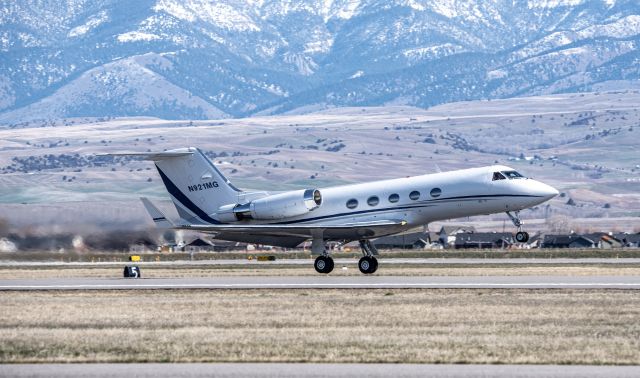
<box><xmin>140</xmin><ymin>197</ymin><xmax>174</xmax><ymax>228</ymax></box>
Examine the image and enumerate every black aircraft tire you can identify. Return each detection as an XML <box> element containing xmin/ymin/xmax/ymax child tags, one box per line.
<box><xmin>369</xmin><ymin>256</ymin><xmax>378</xmax><ymax>274</ymax></box>
<box><xmin>325</xmin><ymin>257</ymin><xmax>334</xmax><ymax>274</ymax></box>
<box><xmin>516</xmin><ymin>231</ymin><xmax>529</xmax><ymax>243</ymax></box>
<box><xmin>358</xmin><ymin>256</ymin><xmax>375</xmax><ymax>274</ymax></box>
<box><xmin>314</xmin><ymin>256</ymin><xmax>333</xmax><ymax>274</ymax></box>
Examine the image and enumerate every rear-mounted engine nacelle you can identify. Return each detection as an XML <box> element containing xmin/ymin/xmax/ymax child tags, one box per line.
<box><xmin>216</xmin><ymin>189</ymin><xmax>322</xmax><ymax>222</ymax></box>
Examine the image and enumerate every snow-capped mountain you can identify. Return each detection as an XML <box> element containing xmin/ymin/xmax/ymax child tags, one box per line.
<box><xmin>1</xmin><ymin>0</ymin><xmax>639</xmax><ymax>122</ymax></box>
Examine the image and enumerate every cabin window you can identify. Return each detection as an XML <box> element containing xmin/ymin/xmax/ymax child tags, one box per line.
<box><xmin>409</xmin><ymin>190</ymin><xmax>420</xmax><ymax>200</ymax></box>
<box><xmin>430</xmin><ymin>188</ymin><xmax>442</xmax><ymax>198</ymax></box>
<box><xmin>346</xmin><ymin>198</ymin><xmax>359</xmax><ymax>209</ymax></box>
<box><xmin>502</xmin><ymin>170</ymin><xmax>525</xmax><ymax>179</ymax></box>
<box><xmin>367</xmin><ymin>196</ymin><xmax>379</xmax><ymax>206</ymax></box>
<box><xmin>388</xmin><ymin>193</ymin><xmax>400</xmax><ymax>203</ymax></box>
<box><xmin>492</xmin><ymin>172</ymin><xmax>506</xmax><ymax>181</ymax></box>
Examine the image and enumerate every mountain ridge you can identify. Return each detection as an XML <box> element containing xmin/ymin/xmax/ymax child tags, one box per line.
<box><xmin>1</xmin><ymin>0</ymin><xmax>639</xmax><ymax>122</ymax></box>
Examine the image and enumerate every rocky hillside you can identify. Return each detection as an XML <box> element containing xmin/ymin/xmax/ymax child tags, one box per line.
<box><xmin>1</xmin><ymin>0</ymin><xmax>640</xmax><ymax>122</ymax></box>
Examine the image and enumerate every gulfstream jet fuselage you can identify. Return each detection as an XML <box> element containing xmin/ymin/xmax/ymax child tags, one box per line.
<box><xmin>114</xmin><ymin>147</ymin><xmax>558</xmax><ymax>274</ymax></box>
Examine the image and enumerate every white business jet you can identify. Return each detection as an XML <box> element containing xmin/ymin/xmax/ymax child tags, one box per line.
<box><xmin>113</xmin><ymin>147</ymin><xmax>558</xmax><ymax>274</ymax></box>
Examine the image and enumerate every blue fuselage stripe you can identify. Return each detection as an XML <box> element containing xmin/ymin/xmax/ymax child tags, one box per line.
<box><xmin>155</xmin><ymin>166</ymin><xmax>221</xmax><ymax>224</ymax></box>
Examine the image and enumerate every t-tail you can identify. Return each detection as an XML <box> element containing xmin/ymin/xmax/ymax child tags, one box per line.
<box><xmin>109</xmin><ymin>148</ymin><xmax>240</xmax><ymax>224</ymax></box>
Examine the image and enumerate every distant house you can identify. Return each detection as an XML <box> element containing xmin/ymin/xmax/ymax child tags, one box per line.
<box><xmin>183</xmin><ymin>238</ymin><xmax>248</xmax><ymax>252</ymax></box>
<box><xmin>614</xmin><ymin>233</ymin><xmax>640</xmax><ymax>248</ymax></box>
<box><xmin>582</xmin><ymin>233</ymin><xmax>608</xmax><ymax>248</ymax></box>
<box><xmin>439</xmin><ymin>225</ymin><xmax>476</xmax><ymax>247</ymax></box>
<box><xmin>209</xmin><ymin>239</ymin><xmax>250</xmax><ymax>252</ymax></box>
<box><xmin>523</xmin><ymin>233</ymin><xmax>542</xmax><ymax>249</ymax></box>
<box><xmin>158</xmin><ymin>243</ymin><xmax>178</xmax><ymax>253</ymax></box>
<box><xmin>184</xmin><ymin>238</ymin><xmax>216</xmax><ymax>253</ymax></box>
<box><xmin>129</xmin><ymin>240</ymin><xmax>156</xmax><ymax>253</ymax></box>
<box><xmin>541</xmin><ymin>234</ymin><xmax>596</xmax><ymax>248</ymax></box>
<box><xmin>454</xmin><ymin>232</ymin><xmax>513</xmax><ymax>249</ymax></box>
<box><xmin>600</xmin><ymin>234</ymin><xmax>623</xmax><ymax>249</ymax></box>
<box><xmin>374</xmin><ymin>232</ymin><xmax>431</xmax><ymax>250</ymax></box>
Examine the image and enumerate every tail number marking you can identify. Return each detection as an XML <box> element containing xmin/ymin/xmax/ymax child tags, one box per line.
<box><xmin>188</xmin><ymin>181</ymin><xmax>219</xmax><ymax>192</ymax></box>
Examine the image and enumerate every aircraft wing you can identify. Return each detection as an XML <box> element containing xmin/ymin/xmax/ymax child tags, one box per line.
<box><xmin>178</xmin><ymin>219</ymin><xmax>408</xmax><ymax>238</ymax></box>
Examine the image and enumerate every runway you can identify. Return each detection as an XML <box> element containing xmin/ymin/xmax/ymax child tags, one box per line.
<box><xmin>2</xmin><ymin>257</ymin><xmax>640</xmax><ymax>267</ymax></box>
<box><xmin>2</xmin><ymin>275</ymin><xmax>640</xmax><ymax>290</ymax></box>
<box><xmin>1</xmin><ymin>363</ymin><xmax>639</xmax><ymax>378</ymax></box>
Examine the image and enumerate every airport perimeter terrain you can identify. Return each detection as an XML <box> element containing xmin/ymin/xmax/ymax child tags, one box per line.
<box><xmin>1</xmin><ymin>254</ymin><xmax>640</xmax><ymax>366</ymax></box>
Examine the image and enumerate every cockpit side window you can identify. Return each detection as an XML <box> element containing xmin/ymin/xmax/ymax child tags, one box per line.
<box><xmin>492</xmin><ymin>172</ymin><xmax>506</xmax><ymax>181</ymax></box>
<box><xmin>502</xmin><ymin>171</ymin><xmax>525</xmax><ymax>179</ymax></box>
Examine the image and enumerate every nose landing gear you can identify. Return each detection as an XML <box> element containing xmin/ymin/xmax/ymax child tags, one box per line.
<box><xmin>515</xmin><ymin>231</ymin><xmax>529</xmax><ymax>243</ymax></box>
<box><xmin>506</xmin><ymin>211</ymin><xmax>529</xmax><ymax>243</ymax></box>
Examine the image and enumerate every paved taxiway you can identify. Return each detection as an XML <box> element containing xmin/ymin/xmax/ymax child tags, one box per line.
<box><xmin>1</xmin><ymin>363</ymin><xmax>639</xmax><ymax>377</ymax></box>
<box><xmin>2</xmin><ymin>275</ymin><xmax>640</xmax><ymax>290</ymax></box>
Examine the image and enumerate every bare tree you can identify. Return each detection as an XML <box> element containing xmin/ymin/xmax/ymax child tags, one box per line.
<box><xmin>546</xmin><ymin>215</ymin><xmax>572</xmax><ymax>233</ymax></box>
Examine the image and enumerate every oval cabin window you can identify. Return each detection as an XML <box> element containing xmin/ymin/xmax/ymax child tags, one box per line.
<box><xmin>367</xmin><ymin>196</ymin><xmax>379</xmax><ymax>206</ymax></box>
<box><xmin>430</xmin><ymin>188</ymin><xmax>442</xmax><ymax>198</ymax></box>
<box><xmin>388</xmin><ymin>193</ymin><xmax>400</xmax><ymax>203</ymax></box>
<box><xmin>346</xmin><ymin>198</ymin><xmax>359</xmax><ymax>209</ymax></box>
<box><xmin>409</xmin><ymin>191</ymin><xmax>420</xmax><ymax>200</ymax></box>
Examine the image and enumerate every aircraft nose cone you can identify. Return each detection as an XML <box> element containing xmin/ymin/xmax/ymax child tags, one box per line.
<box><xmin>538</xmin><ymin>182</ymin><xmax>559</xmax><ymax>200</ymax></box>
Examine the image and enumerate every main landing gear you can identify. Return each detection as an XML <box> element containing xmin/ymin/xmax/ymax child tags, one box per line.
<box><xmin>507</xmin><ymin>211</ymin><xmax>529</xmax><ymax>243</ymax></box>
<box><xmin>313</xmin><ymin>236</ymin><xmax>335</xmax><ymax>274</ymax></box>
<box><xmin>358</xmin><ymin>240</ymin><xmax>378</xmax><ymax>274</ymax></box>
<box><xmin>312</xmin><ymin>238</ymin><xmax>379</xmax><ymax>274</ymax></box>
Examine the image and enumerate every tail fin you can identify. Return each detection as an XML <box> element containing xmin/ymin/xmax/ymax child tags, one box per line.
<box><xmin>140</xmin><ymin>197</ymin><xmax>174</xmax><ymax>228</ymax></box>
<box><xmin>109</xmin><ymin>148</ymin><xmax>240</xmax><ymax>224</ymax></box>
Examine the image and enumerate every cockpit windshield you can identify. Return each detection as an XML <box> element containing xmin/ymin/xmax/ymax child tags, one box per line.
<box><xmin>502</xmin><ymin>171</ymin><xmax>525</xmax><ymax>179</ymax></box>
<box><xmin>492</xmin><ymin>171</ymin><xmax>525</xmax><ymax>181</ymax></box>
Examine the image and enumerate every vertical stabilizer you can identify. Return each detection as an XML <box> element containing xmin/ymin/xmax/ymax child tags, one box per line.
<box><xmin>152</xmin><ymin>148</ymin><xmax>240</xmax><ymax>224</ymax></box>
<box><xmin>107</xmin><ymin>148</ymin><xmax>241</xmax><ymax>224</ymax></box>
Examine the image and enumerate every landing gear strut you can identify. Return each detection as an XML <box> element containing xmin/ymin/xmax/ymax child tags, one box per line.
<box><xmin>358</xmin><ymin>240</ymin><xmax>379</xmax><ymax>274</ymax></box>
<box><xmin>507</xmin><ymin>211</ymin><xmax>529</xmax><ymax>243</ymax></box>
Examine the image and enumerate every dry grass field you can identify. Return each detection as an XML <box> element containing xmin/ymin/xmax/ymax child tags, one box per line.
<box><xmin>1</xmin><ymin>289</ymin><xmax>639</xmax><ymax>364</ymax></box>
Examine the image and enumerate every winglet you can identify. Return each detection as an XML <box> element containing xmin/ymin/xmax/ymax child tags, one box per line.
<box><xmin>140</xmin><ymin>197</ymin><xmax>174</xmax><ymax>228</ymax></box>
